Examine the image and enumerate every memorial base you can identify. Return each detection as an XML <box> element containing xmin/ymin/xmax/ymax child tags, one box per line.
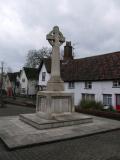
<box><xmin>19</xmin><ymin>91</ymin><xmax>93</xmax><ymax>129</ymax></box>
<box><xmin>36</xmin><ymin>91</ymin><xmax>75</xmax><ymax>118</ymax></box>
<box><xmin>19</xmin><ymin>113</ymin><xmax>93</xmax><ymax>130</ymax></box>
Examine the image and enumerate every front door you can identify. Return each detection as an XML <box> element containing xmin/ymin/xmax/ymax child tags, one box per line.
<box><xmin>116</xmin><ymin>94</ymin><xmax>120</xmax><ymax>110</ymax></box>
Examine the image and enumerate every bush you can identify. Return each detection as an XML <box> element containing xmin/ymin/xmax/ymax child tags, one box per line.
<box><xmin>79</xmin><ymin>99</ymin><xmax>103</xmax><ymax>110</ymax></box>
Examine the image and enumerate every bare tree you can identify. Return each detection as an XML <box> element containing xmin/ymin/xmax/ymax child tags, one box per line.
<box><xmin>25</xmin><ymin>47</ymin><xmax>51</xmax><ymax>68</ymax></box>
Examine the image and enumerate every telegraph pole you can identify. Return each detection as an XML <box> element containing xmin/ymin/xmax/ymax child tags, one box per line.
<box><xmin>0</xmin><ymin>61</ymin><xmax>4</xmax><ymax>107</ymax></box>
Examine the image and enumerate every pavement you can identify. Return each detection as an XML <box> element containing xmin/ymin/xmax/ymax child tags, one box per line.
<box><xmin>0</xmin><ymin>104</ymin><xmax>120</xmax><ymax>160</ymax></box>
<box><xmin>0</xmin><ymin>104</ymin><xmax>35</xmax><ymax>116</ymax></box>
<box><xmin>3</xmin><ymin>96</ymin><xmax>36</xmax><ymax>107</ymax></box>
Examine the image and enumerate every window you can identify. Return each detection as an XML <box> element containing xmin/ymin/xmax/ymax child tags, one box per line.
<box><xmin>85</xmin><ymin>81</ymin><xmax>92</xmax><ymax>89</ymax></box>
<box><xmin>22</xmin><ymin>78</ymin><xmax>25</xmax><ymax>82</ymax></box>
<box><xmin>42</xmin><ymin>72</ymin><xmax>46</xmax><ymax>81</ymax></box>
<box><xmin>68</xmin><ymin>82</ymin><xmax>75</xmax><ymax>89</ymax></box>
<box><xmin>113</xmin><ymin>81</ymin><xmax>120</xmax><ymax>87</ymax></box>
<box><xmin>21</xmin><ymin>88</ymin><xmax>26</xmax><ymax>94</ymax></box>
<box><xmin>103</xmin><ymin>94</ymin><xmax>112</xmax><ymax>106</ymax></box>
<box><xmin>82</xmin><ymin>94</ymin><xmax>95</xmax><ymax>101</ymax></box>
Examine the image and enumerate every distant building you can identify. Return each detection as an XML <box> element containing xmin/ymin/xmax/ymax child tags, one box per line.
<box><xmin>5</xmin><ymin>72</ymin><xmax>21</xmax><ymax>96</ymax></box>
<box><xmin>19</xmin><ymin>67</ymin><xmax>39</xmax><ymax>96</ymax></box>
<box><xmin>38</xmin><ymin>41</ymin><xmax>120</xmax><ymax>110</ymax></box>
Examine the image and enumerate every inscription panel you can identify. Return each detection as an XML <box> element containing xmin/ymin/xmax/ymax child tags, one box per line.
<box><xmin>37</xmin><ymin>96</ymin><xmax>46</xmax><ymax>112</ymax></box>
<box><xmin>51</xmin><ymin>96</ymin><xmax>72</xmax><ymax>113</ymax></box>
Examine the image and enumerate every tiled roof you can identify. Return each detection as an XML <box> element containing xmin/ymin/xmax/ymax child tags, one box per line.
<box><xmin>42</xmin><ymin>51</ymin><xmax>120</xmax><ymax>82</ymax></box>
<box><xmin>24</xmin><ymin>67</ymin><xmax>39</xmax><ymax>80</ymax></box>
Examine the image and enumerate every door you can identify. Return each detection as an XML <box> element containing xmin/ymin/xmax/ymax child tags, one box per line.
<box><xmin>116</xmin><ymin>94</ymin><xmax>120</xmax><ymax>110</ymax></box>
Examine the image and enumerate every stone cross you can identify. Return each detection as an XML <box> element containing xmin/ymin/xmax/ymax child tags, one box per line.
<box><xmin>46</xmin><ymin>26</ymin><xmax>65</xmax><ymax>91</ymax></box>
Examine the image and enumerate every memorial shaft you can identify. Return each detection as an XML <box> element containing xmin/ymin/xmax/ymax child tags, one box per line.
<box><xmin>46</xmin><ymin>26</ymin><xmax>65</xmax><ymax>91</ymax></box>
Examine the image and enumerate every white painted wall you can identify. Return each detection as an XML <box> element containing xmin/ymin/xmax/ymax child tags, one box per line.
<box><xmin>65</xmin><ymin>81</ymin><xmax>120</xmax><ymax>108</ymax></box>
<box><xmin>28</xmin><ymin>80</ymin><xmax>38</xmax><ymax>95</ymax></box>
<box><xmin>39</xmin><ymin>64</ymin><xmax>50</xmax><ymax>86</ymax></box>
<box><xmin>5</xmin><ymin>75</ymin><xmax>15</xmax><ymax>93</ymax></box>
<box><xmin>5</xmin><ymin>75</ymin><xmax>12</xmax><ymax>90</ymax></box>
<box><xmin>15</xmin><ymin>75</ymin><xmax>20</xmax><ymax>94</ymax></box>
<box><xmin>38</xmin><ymin>64</ymin><xmax>120</xmax><ymax>108</ymax></box>
<box><xmin>19</xmin><ymin>70</ymin><xmax>28</xmax><ymax>95</ymax></box>
<box><xmin>20</xmin><ymin>69</ymin><xmax>38</xmax><ymax>95</ymax></box>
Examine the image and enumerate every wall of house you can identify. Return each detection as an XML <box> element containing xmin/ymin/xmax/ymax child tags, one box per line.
<box><xmin>65</xmin><ymin>81</ymin><xmax>120</xmax><ymax>108</ymax></box>
<box><xmin>39</xmin><ymin>64</ymin><xmax>50</xmax><ymax>86</ymax></box>
<box><xmin>38</xmin><ymin>64</ymin><xmax>120</xmax><ymax>109</ymax></box>
<box><xmin>5</xmin><ymin>75</ymin><xmax>12</xmax><ymax>90</ymax></box>
<box><xmin>19</xmin><ymin>70</ymin><xmax>28</xmax><ymax>95</ymax></box>
<box><xmin>28</xmin><ymin>80</ymin><xmax>38</xmax><ymax>95</ymax></box>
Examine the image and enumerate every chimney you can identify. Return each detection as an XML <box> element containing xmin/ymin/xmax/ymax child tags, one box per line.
<box><xmin>64</xmin><ymin>41</ymin><xmax>73</xmax><ymax>60</ymax></box>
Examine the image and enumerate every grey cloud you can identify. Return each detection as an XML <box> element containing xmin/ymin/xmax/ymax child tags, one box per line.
<box><xmin>0</xmin><ymin>0</ymin><xmax>120</xmax><ymax>71</ymax></box>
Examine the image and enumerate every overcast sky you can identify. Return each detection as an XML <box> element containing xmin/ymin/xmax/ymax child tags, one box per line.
<box><xmin>0</xmin><ymin>0</ymin><xmax>120</xmax><ymax>71</ymax></box>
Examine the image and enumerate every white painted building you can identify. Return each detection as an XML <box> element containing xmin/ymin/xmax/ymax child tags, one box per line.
<box><xmin>64</xmin><ymin>81</ymin><xmax>120</xmax><ymax>109</ymax></box>
<box><xmin>20</xmin><ymin>67</ymin><xmax>39</xmax><ymax>96</ymax></box>
<box><xmin>5</xmin><ymin>72</ymin><xmax>21</xmax><ymax>96</ymax></box>
<box><xmin>38</xmin><ymin>42</ymin><xmax>120</xmax><ymax>110</ymax></box>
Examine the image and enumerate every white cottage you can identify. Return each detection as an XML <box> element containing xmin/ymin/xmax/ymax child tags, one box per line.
<box><xmin>5</xmin><ymin>72</ymin><xmax>21</xmax><ymax>96</ymax></box>
<box><xmin>38</xmin><ymin>41</ymin><xmax>120</xmax><ymax>110</ymax></box>
<box><xmin>20</xmin><ymin>67</ymin><xmax>39</xmax><ymax>96</ymax></box>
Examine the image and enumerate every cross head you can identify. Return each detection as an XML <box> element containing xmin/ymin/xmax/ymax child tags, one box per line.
<box><xmin>46</xmin><ymin>26</ymin><xmax>65</xmax><ymax>47</ymax></box>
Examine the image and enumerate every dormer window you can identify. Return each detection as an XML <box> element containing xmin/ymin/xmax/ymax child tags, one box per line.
<box><xmin>113</xmin><ymin>81</ymin><xmax>120</xmax><ymax>88</ymax></box>
<box><xmin>85</xmin><ymin>81</ymin><xmax>92</xmax><ymax>89</ymax></box>
<box><xmin>68</xmin><ymin>82</ymin><xmax>75</xmax><ymax>89</ymax></box>
<box><xmin>42</xmin><ymin>72</ymin><xmax>46</xmax><ymax>81</ymax></box>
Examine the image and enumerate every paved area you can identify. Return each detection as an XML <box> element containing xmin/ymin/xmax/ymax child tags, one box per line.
<box><xmin>0</xmin><ymin>104</ymin><xmax>120</xmax><ymax>159</ymax></box>
<box><xmin>0</xmin><ymin>130</ymin><xmax>120</xmax><ymax>160</ymax></box>
<box><xmin>4</xmin><ymin>96</ymin><xmax>36</xmax><ymax>106</ymax></box>
<box><xmin>1</xmin><ymin>115</ymin><xmax>120</xmax><ymax>149</ymax></box>
<box><xmin>0</xmin><ymin>104</ymin><xmax>35</xmax><ymax>116</ymax></box>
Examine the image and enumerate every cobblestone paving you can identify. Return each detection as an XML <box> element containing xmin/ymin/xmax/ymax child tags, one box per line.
<box><xmin>0</xmin><ymin>104</ymin><xmax>120</xmax><ymax>160</ymax></box>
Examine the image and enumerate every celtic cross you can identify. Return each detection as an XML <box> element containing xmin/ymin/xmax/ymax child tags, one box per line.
<box><xmin>46</xmin><ymin>26</ymin><xmax>65</xmax><ymax>47</ymax></box>
<box><xmin>46</xmin><ymin>26</ymin><xmax>65</xmax><ymax>91</ymax></box>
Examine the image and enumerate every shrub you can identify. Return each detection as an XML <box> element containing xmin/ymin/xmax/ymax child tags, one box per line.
<box><xmin>79</xmin><ymin>99</ymin><xmax>103</xmax><ymax>110</ymax></box>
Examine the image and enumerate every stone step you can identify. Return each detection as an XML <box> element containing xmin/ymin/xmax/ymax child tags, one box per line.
<box><xmin>19</xmin><ymin>113</ymin><xmax>93</xmax><ymax>130</ymax></box>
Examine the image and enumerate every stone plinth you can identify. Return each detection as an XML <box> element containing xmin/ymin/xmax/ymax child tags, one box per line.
<box><xmin>36</xmin><ymin>91</ymin><xmax>74</xmax><ymax>119</ymax></box>
<box><xmin>20</xmin><ymin>113</ymin><xmax>93</xmax><ymax>130</ymax></box>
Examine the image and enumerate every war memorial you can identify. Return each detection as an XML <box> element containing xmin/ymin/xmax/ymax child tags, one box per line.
<box><xmin>0</xmin><ymin>26</ymin><xmax>120</xmax><ymax>149</ymax></box>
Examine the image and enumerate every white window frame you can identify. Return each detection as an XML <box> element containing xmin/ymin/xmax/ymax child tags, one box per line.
<box><xmin>68</xmin><ymin>82</ymin><xmax>75</xmax><ymax>89</ymax></box>
<box><xmin>85</xmin><ymin>81</ymin><xmax>92</xmax><ymax>89</ymax></box>
<box><xmin>103</xmin><ymin>94</ymin><xmax>112</xmax><ymax>106</ymax></box>
<box><xmin>82</xmin><ymin>93</ymin><xmax>95</xmax><ymax>101</ymax></box>
<box><xmin>113</xmin><ymin>81</ymin><xmax>120</xmax><ymax>88</ymax></box>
